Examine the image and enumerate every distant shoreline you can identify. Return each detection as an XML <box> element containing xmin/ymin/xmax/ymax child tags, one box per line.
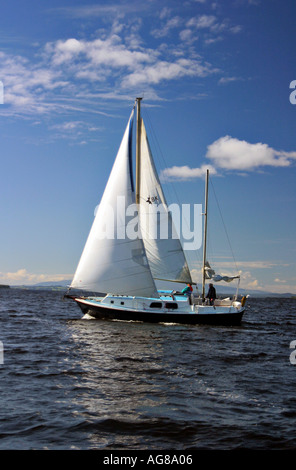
<box><xmin>4</xmin><ymin>283</ymin><xmax>296</xmax><ymax>298</ymax></box>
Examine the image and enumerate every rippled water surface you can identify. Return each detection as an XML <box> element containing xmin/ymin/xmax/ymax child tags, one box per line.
<box><xmin>0</xmin><ymin>288</ymin><xmax>296</xmax><ymax>450</ymax></box>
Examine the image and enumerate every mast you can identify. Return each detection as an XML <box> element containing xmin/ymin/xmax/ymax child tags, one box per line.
<box><xmin>135</xmin><ymin>97</ymin><xmax>142</xmax><ymax>204</ymax></box>
<box><xmin>202</xmin><ymin>169</ymin><xmax>209</xmax><ymax>301</ymax></box>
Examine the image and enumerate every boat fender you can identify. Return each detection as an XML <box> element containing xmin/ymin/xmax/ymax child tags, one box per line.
<box><xmin>241</xmin><ymin>296</ymin><xmax>246</xmax><ymax>307</ymax></box>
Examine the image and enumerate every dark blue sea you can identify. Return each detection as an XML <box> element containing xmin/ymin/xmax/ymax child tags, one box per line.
<box><xmin>0</xmin><ymin>287</ymin><xmax>296</xmax><ymax>453</ymax></box>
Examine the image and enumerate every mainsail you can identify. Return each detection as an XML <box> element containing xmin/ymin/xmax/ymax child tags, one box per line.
<box><xmin>71</xmin><ymin>110</ymin><xmax>159</xmax><ymax>298</ymax></box>
<box><xmin>138</xmin><ymin>119</ymin><xmax>192</xmax><ymax>284</ymax></box>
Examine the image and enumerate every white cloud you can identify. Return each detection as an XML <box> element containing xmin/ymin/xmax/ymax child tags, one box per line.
<box><xmin>159</xmin><ymin>135</ymin><xmax>296</xmax><ymax>182</ymax></box>
<box><xmin>206</xmin><ymin>136</ymin><xmax>296</xmax><ymax>171</ymax></box>
<box><xmin>160</xmin><ymin>164</ymin><xmax>217</xmax><ymax>181</ymax></box>
<box><xmin>46</xmin><ymin>35</ymin><xmax>154</xmax><ymax>70</ymax></box>
<box><xmin>0</xmin><ymin>269</ymin><xmax>72</xmax><ymax>286</ymax></box>
<box><xmin>214</xmin><ymin>261</ymin><xmax>278</xmax><ymax>269</ymax></box>
<box><xmin>0</xmin><ymin>10</ymin><xmax>241</xmax><ymax>117</ymax></box>
<box><xmin>48</xmin><ymin>120</ymin><xmax>103</xmax><ymax>142</ymax></box>
<box><xmin>230</xmin><ymin>25</ymin><xmax>242</xmax><ymax>34</ymax></box>
<box><xmin>55</xmin><ymin>3</ymin><xmax>150</xmax><ymax>19</ymax></box>
<box><xmin>179</xmin><ymin>29</ymin><xmax>197</xmax><ymax>43</ymax></box>
<box><xmin>0</xmin><ymin>50</ymin><xmax>68</xmax><ymax>114</ymax></box>
<box><xmin>51</xmin><ymin>120</ymin><xmax>85</xmax><ymax>131</ymax></box>
<box><xmin>122</xmin><ymin>57</ymin><xmax>217</xmax><ymax>88</ymax></box>
<box><xmin>159</xmin><ymin>7</ymin><xmax>171</xmax><ymax>20</ymax></box>
<box><xmin>218</xmin><ymin>76</ymin><xmax>242</xmax><ymax>84</ymax></box>
<box><xmin>187</xmin><ymin>15</ymin><xmax>217</xmax><ymax>29</ymax></box>
<box><xmin>246</xmin><ymin>278</ymin><xmax>259</xmax><ymax>289</ymax></box>
<box><xmin>151</xmin><ymin>16</ymin><xmax>182</xmax><ymax>38</ymax></box>
<box><xmin>0</xmin><ymin>26</ymin><xmax>215</xmax><ymax>113</ymax></box>
<box><xmin>46</xmin><ymin>34</ymin><xmax>218</xmax><ymax>90</ymax></box>
<box><xmin>185</xmin><ymin>13</ymin><xmax>242</xmax><ymax>46</ymax></box>
<box><xmin>48</xmin><ymin>38</ymin><xmax>85</xmax><ymax>65</ymax></box>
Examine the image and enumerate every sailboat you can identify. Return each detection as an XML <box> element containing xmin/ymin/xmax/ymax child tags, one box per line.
<box><xmin>66</xmin><ymin>98</ymin><xmax>246</xmax><ymax>325</ymax></box>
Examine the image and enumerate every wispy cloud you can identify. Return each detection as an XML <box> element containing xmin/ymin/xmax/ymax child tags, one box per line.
<box><xmin>0</xmin><ymin>3</ymin><xmax>243</xmax><ymax>118</ymax></box>
<box><xmin>187</xmin><ymin>14</ymin><xmax>217</xmax><ymax>29</ymax></box>
<box><xmin>122</xmin><ymin>58</ymin><xmax>218</xmax><ymax>88</ymax></box>
<box><xmin>151</xmin><ymin>16</ymin><xmax>182</xmax><ymax>38</ymax></box>
<box><xmin>213</xmin><ymin>261</ymin><xmax>280</xmax><ymax>269</ymax></box>
<box><xmin>0</xmin><ymin>21</ymin><xmax>220</xmax><ymax>117</ymax></box>
<box><xmin>0</xmin><ymin>51</ymin><xmax>68</xmax><ymax>115</ymax></box>
<box><xmin>53</xmin><ymin>3</ymin><xmax>150</xmax><ymax>19</ymax></box>
<box><xmin>218</xmin><ymin>76</ymin><xmax>243</xmax><ymax>84</ymax></box>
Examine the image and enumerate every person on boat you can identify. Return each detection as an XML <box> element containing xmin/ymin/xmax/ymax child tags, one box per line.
<box><xmin>206</xmin><ymin>283</ymin><xmax>216</xmax><ymax>305</ymax></box>
<box><xmin>181</xmin><ymin>284</ymin><xmax>193</xmax><ymax>296</ymax></box>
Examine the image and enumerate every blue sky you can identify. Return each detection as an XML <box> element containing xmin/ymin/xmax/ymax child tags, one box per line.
<box><xmin>0</xmin><ymin>0</ymin><xmax>295</xmax><ymax>294</ymax></box>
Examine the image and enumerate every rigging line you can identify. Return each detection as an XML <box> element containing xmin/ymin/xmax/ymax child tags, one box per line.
<box><xmin>209</xmin><ymin>176</ymin><xmax>239</xmax><ymax>274</ymax></box>
<box><xmin>142</xmin><ymin>105</ymin><xmax>203</xmax><ymax>266</ymax></box>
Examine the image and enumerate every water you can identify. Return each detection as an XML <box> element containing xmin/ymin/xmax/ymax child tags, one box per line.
<box><xmin>0</xmin><ymin>288</ymin><xmax>296</xmax><ymax>450</ymax></box>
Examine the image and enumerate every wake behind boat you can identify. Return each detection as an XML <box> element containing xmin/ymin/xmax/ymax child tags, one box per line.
<box><xmin>66</xmin><ymin>98</ymin><xmax>246</xmax><ymax>325</ymax></box>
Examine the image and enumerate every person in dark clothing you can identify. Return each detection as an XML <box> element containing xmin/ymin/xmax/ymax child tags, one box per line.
<box><xmin>206</xmin><ymin>283</ymin><xmax>216</xmax><ymax>305</ymax></box>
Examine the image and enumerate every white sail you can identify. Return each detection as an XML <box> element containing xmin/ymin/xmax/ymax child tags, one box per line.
<box><xmin>71</xmin><ymin>111</ymin><xmax>159</xmax><ymax>298</ymax></box>
<box><xmin>138</xmin><ymin>119</ymin><xmax>192</xmax><ymax>284</ymax></box>
<box><xmin>205</xmin><ymin>261</ymin><xmax>240</xmax><ymax>283</ymax></box>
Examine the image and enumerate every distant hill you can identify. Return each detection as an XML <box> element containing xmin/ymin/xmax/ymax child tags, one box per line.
<box><xmin>31</xmin><ymin>280</ymin><xmax>71</xmax><ymax>287</ymax></box>
<box><xmin>14</xmin><ymin>280</ymin><xmax>71</xmax><ymax>290</ymax></box>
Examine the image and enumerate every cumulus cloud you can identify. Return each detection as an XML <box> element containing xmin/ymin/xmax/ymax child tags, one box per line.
<box><xmin>206</xmin><ymin>136</ymin><xmax>296</xmax><ymax>171</ymax></box>
<box><xmin>160</xmin><ymin>134</ymin><xmax>296</xmax><ymax>182</ymax></box>
<box><xmin>46</xmin><ymin>36</ymin><xmax>154</xmax><ymax>70</ymax></box>
<box><xmin>160</xmin><ymin>164</ymin><xmax>217</xmax><ymax>181</ymax></box>
<box><xmin>0</xmin><ymin>269</ymin><xmax>72</xmax><ymax>285</ymax></box>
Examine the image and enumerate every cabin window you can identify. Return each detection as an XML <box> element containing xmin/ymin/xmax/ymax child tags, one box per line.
<box><xmin>120</xmin><ymin>301</ymin><xmax>124</xmax><ymax>305</ymax></box>
<box><xmin>110</xmin><ymin>300</ymin><xmax>114</xmax><ymax>304</ymax></box>
<box><xmin>165</xmin><ymin>302</ymin><xmax>178</xmax><ymax>309</ymax></box>
<box><xmin>150</xmin><ymin>302</ymin><xmax>162</xmax><ymax>308</ymax></box>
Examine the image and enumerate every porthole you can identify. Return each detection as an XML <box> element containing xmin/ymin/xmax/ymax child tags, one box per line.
<box><xmin>150</xmin><ymin>302</ymin><xmax>162</xmax><ymax>308</ymax></box>
<box><xmin>165</xmin><ymin>302</ymin><xmax>178</xmax><ymax>309</ymax></box>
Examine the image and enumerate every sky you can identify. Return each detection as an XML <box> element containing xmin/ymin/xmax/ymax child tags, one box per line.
<box><xmin>0</xmin><ymin>0</ymin><xmax>295</xmax><ymax>294</ymax></box>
